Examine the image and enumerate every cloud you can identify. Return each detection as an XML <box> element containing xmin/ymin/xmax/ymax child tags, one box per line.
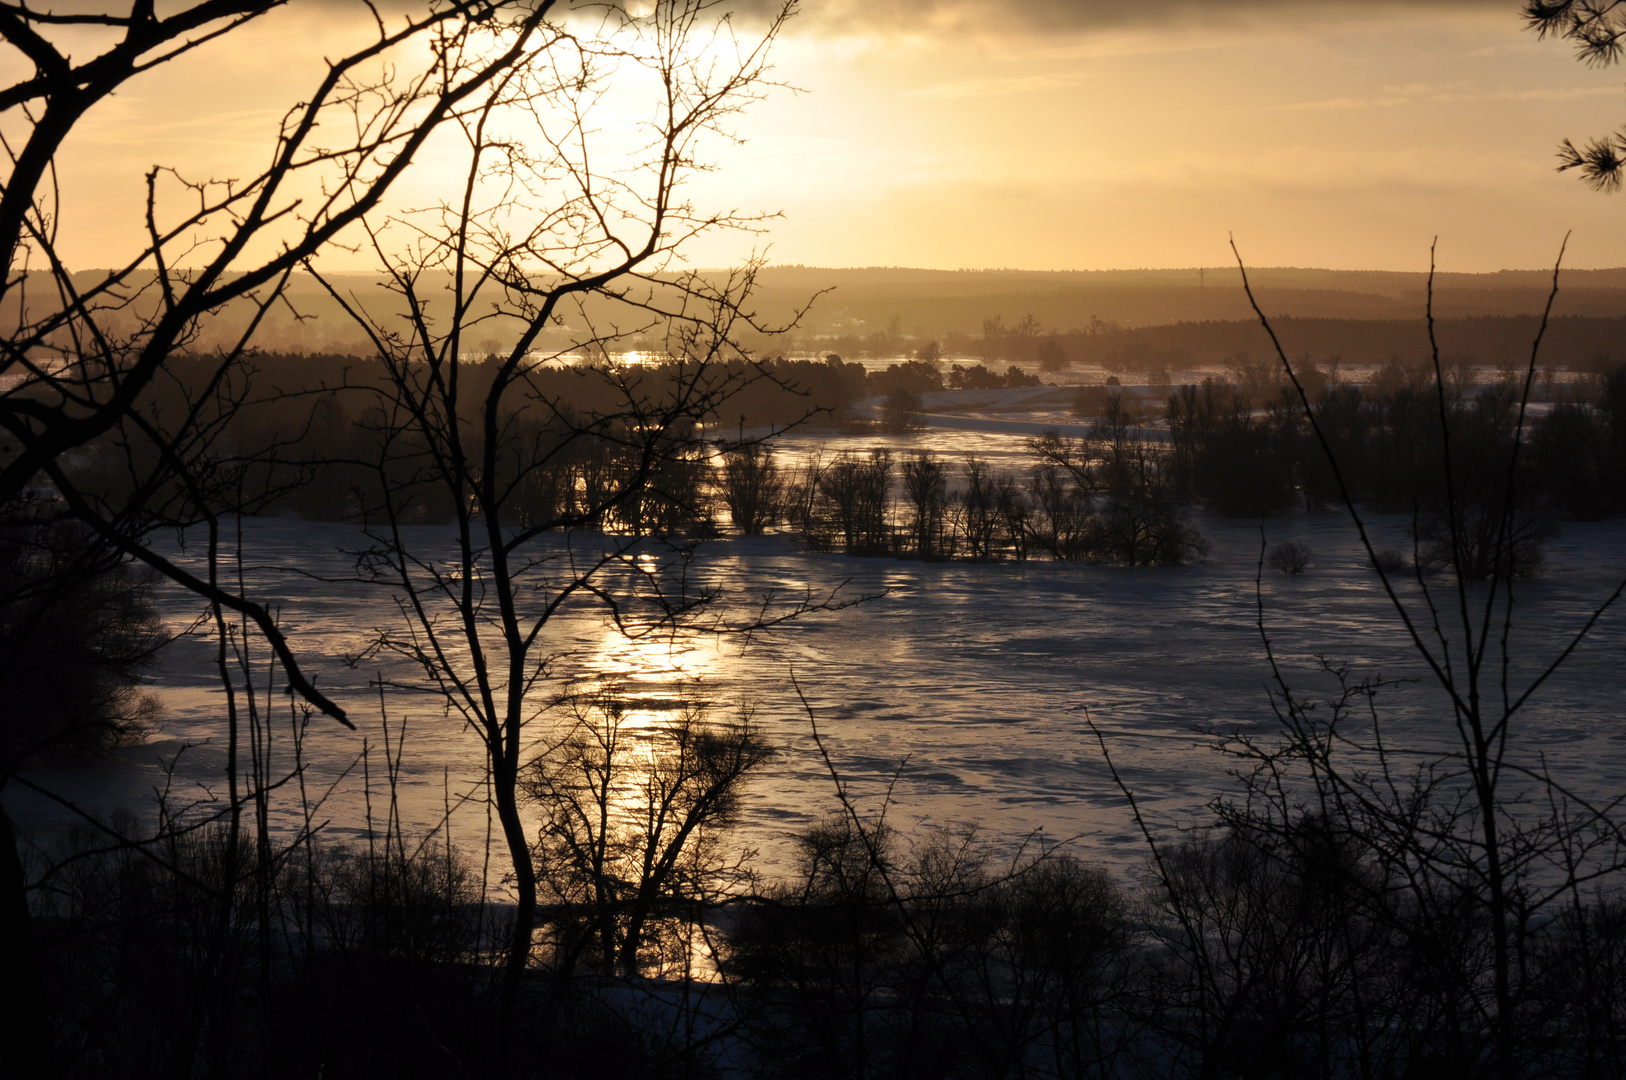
<box><xmin>271</xmin><ymin>0</ymin><xmax>1513</xmax><ymax>48</ymax></box>
<box><xmin>903</xmin><ymin>70</ymin><xmax>1094</xmax><ymax>101</ymax></box>
<box><xmin>1281</xmin><ymin>96</ymin><xmax>1415</xmax><ymax>111</ymax></box>
<box><xmin>730</xmin><ymin>0</ymin><xmax>1511</xmax><ymax>37</ymax></box>
<box><xmin>1278</xmin><ymin>84</ymin><xmax>1622</xmax><ymax>111</ymax></box>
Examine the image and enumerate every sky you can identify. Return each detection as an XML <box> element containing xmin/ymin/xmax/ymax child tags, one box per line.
<box><xmin>15</xmin><ymin>0</ymin><xmax>1626</xmax><ymax>273</ymax></box>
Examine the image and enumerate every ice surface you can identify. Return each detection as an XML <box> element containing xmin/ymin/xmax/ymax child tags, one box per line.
<box><xmin>9</xmin><ymin>419</ymin><xmax>1626</xmax><ymax>885</ymax></box>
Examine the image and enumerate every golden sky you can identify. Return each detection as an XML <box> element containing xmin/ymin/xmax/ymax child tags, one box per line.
<box><xmin>19</xmin><ymin>0</ymin><xmax>1626</xmax><ymax>273</ymax></box>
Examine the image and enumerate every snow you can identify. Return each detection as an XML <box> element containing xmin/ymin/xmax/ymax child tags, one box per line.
<box><xmin>9</xmin><ymin>413</ymin><xmax>1626</xmax><ymax>886</ymax></box>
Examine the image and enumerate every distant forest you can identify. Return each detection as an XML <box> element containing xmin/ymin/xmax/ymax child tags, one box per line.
<box><xmin>34</xmin><ymin>266</ymin><xmax>1626</xmax><ymax>361</ymax></box>
<box><xmin>743</xmin><ymin>265</ymin><xmax>1626</xmax><ymax>331</ymax></box>
<box><xmin>963</xmin><ymin>315</ymin><xmax>1626</xmax><ymax>373</ymax></box>
<box><xmin>61</xmin><ymin>351</ymin><xmax>1626</xmax><ymax>575</ymax></box>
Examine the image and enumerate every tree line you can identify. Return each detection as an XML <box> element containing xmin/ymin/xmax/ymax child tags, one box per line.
<box><xmin>53</xmin><ymin>347</ymin><xmax>1626</xmax><ymax>581</ymax></box>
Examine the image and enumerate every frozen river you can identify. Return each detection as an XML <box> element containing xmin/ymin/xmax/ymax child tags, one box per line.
<box><xmin>13</xmin><ymin>501</ymin><xmax>1626</xmax><ymax>880</ymax></box>
<box><xmin>10</xmin><ymin>393</ymin><xmax>1626</xmax><ymax>879</ymax></box>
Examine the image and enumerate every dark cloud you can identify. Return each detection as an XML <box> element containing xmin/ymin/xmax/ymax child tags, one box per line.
<box><xmin>727</xmin><ymin>0</ymin><xmax>1512</xmax><ymax>36</ymax></box>
<box><xmin>282</xmin><ymin>0</ymin><xmax>1515</xmax><ymax>39</ymax></box>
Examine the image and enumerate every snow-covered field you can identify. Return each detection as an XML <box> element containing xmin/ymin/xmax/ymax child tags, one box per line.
<box><xmin>11</xmin><ymin>405</ymin><xmax>1626</xmax><ymax>882</ymax></box>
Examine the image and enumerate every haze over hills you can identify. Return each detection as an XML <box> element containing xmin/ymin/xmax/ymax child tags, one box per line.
<box><xmin>47</xmin><ymin>265</ymin><xmax>1626</xmax><ymax>367</ymax></box>
<box><xmin>747</xmin><ymin>266</ymin><xmax>1626</xmax><ymax>372</ymax></box>
<box><xmin>746</xmin><ymin>265</ymin><xmax>1626</xmax><ymax>335</ymax></box>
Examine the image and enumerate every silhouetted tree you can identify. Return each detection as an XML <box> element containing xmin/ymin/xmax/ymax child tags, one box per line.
<box><xmin>526</xmin><ymin>686</ymin><xmax>767</xmax><ymax>979</ymax></box>
<box><xmin>1172</xmin><ymin>241</ymin><xmax>1626</xmax><ymax>1079</ymax></box>
<box><xmin>821</xmin><ymin>450</ymin><xmax>893</xmax><ymax>554</ymax></box>
<box><xmin>719</xmin><ymin>440</ymin><xmax>785</xmax><ymax>535</ymax></box>
<box><xmin>305</xmin><ymin>3</ymin><xmax>834</xmax><ymax>1046</ymax></box>
<box><xmin>0</xmin><ymin>6</ymin><xmax>571</xmax><ymax>1072</ymax></box>
<box><xmin>958</xmin><ymin>455</ymin><xmax>1001</xmax><ymax>560</ymax></box>
<box><xmin>1027</xmin><ymin>458</ymin><xmax>1091</xmax><ymax>560</ymax></box>
<box><xmin>1527</xmin><ymin>0</ymin><xmax>1626</xmax><ymax>190</ymax></box>
<box><xmin>901</xmin><ymin>450</ymin><xmax>951</xmax><ymax>558</ymax></box>
<box><xmin>996</xmin><ymin>469</ymin><xmax>1031</xmax><ymax>561</ymax></box>
<box><xmin>871</xmin><ymin>359</ymin><xmax>943</xmax><ymax>396</ymax></box>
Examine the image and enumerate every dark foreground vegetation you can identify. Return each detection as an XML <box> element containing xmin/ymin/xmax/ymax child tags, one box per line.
<box><xmin>17</xmin><ymin>696</ymin><xmax>1626</xmax><ymax>1080</ymax></box>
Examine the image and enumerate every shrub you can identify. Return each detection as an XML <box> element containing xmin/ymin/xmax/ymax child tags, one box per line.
<box><xmin>1037</xmin><ymin>337</ymin><xmax>1068</xmax><ymax>372</ymax></box>
<box><xmin>729</xmin><ymin>822</ymin><xmax>1136</xmax><ymax>1080</ymax></box>
<box><xmin>1086</xmin><ymin>500</ymin><xmax>1209</xmax><ymax>566</ymax></box>
<box><xmin>526</xmin><ymin>687</ymin><xmax>767</xmax><ymax>979</ymax></box>
<box><xmin>1267</xmin><ymin>540</ymin><xmax>1312</xmax><ymax>575</ymax></box>
<box><xmin>820</xmin><ymin>450</ymin><xmax>893</xmax><ymax>555</ymax></box>
<box><xmin>1370</xmin><ymin>547</ymin><xmax>1410</xmax><ymax>576</ymax></box>
<box><xmin>1418</xmin><ymin>501</ymin><xmax>1557</xmax><ymax>581</ymax></box>
<box><xmin>718</xmin><ymin>441</ymin><xmax>783</xmax><ymax>535</ymax></box>
<box><xmin>880</xmin><ymin>387</ymin><xmax>925</xmax><ymax>432</ymax></box>
<box><xmin>901</xmin><ymin>451</ymin><xmax>951</xmax><ymax>558</ymax></box>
